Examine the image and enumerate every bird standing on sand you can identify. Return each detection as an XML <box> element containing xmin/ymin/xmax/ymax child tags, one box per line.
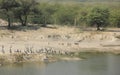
<box><xmin>2</xmin><ymin>45</ymin><xmax>5</xmax><ymax>54</ymax></box>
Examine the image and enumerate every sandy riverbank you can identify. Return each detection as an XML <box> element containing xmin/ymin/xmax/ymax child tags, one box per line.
<box><xmin>0</xmin><ymin>25</ymin><xmax>120</xmax><ymax>64</ymax></box>
<box><xmin>0</xmin><ymin>25</ymin><xmax>120</xmax><ymax>53</ymax></box>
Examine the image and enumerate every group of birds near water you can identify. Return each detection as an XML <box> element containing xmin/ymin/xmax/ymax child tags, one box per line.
<box><xmin>0</xmin><ymin>45</ymin><xmax>72</xmax><ymax>56</ymax></box>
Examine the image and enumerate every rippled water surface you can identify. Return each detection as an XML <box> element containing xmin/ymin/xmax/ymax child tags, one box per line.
<box><xmin>0</xmin><ymin>54</ymin><xmax>120</xmax><ymax>75</ymax></box>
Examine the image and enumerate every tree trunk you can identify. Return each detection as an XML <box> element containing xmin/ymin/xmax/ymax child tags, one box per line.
<box><xmin>42</xmin><ymin>16</ymin><xmax>47</xmax><ymax>27</ymax></box>
<box><xmin>54</xmin><ymin>18</ymin><xmax>57</xmax><ymax>25</ymax></box>
<box><xmin>6</xmin><ymin>9</ymin><xmax>11</xmax><ymax>28</ymax></box>
<box><xmin>19</xmin><ymin>16</ymin><xmax>27</xmax><ymax>26</ymax></box>
<box><xmin>7</xmin><ymin>15</ymin><xmax>11</xmax><ymax>28</ymax></box>
<box><xmin>74</xmin><ymin>18</ymin><xmax>77</xmax><ymax>26</ymax></box>
<box><xmin>19</xmin><ymin>16</ymin><xmax>24</xmax><ymax>26</ymax></box>
<box><xmin>97</xmin><ymin>24</ymin><xmax>100</xmax><ymax>31</ymax></box>
<box><xmin>23</xmin><ymin>15</ymin><xmax>28</xmax><ymax>26</ymax></box>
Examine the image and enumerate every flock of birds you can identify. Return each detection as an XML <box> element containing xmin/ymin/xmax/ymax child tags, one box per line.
<box><xmin>0</xmin><ymin>45</ymin><xmax>71</xmax><ymax>56</ymax></box>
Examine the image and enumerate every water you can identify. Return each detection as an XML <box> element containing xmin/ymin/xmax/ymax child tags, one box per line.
<box><xmin>0</xmin><ymin>54</ymin><xmax>120</xmax><ymax>75</ymax></box>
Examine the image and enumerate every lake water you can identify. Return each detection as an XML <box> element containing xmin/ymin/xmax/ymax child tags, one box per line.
<box><xmin>0</xmin><ymin>54</ymin><xmax>120</xmax><ymax>75</ymax></box>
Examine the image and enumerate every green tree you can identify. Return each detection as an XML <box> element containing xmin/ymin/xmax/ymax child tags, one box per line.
<box><xmin>115</xmin><ymin>15</ymin><xmax>120</xmax><ymax>28</ymax></box>
<box><xmin>110</xmin><ymin>10</ymin><xmax>120</xmax><ymax>28</ymax></box>
<box><xmin>0</xmin><ymin>0</ymin><xmax>19</xmax><ymax>28</ymax></box>
<box><xmin>39</xmin><ymin>3</ymin><xmax>58</xmax><ymax>27</ymax></box>
<box><xmin>14</xmin><ymin>0</ymin><xmax>39</xmax><ymax>26</ymax></box>
<box><xmin>54</xmin><ymin>5</ymin><xmax>76</xmax><ymax>25</ymax></box>
<box><xmin>88</xmin><ymin>7</ymin><xmax>110</xmax><ymax>30</ymax></box>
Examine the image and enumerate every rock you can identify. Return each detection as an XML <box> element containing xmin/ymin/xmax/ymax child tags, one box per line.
<box><xmin>41</xmin><ymin>54</ymin><xmax>48</xmax><ymax>62</ymax></box>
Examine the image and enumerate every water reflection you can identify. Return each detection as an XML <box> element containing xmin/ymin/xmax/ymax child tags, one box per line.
<box><xmin>0</xmin><ymin>54</ymin><xmax>120</xmax><ymax>75</ymax></box>
<box><xmin>107</xmin><ymin>54</ymin><xmax>120</xmax><ymax>75</ymax></box>
<box><xmin>77</xmin><ymin>55</ymin><xmax>108</xmax><ymax>75</ymax></box>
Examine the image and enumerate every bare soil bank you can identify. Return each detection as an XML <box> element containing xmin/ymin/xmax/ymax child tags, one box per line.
<box><xmin>0</xmin><ymin>25</ymin><xmax>120</xmax><ymax>64</ymax></box>
<box><xmin>0</xmin><ymin>25</ymin><xmax>120</xmax><ymax>53</ymax></box>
